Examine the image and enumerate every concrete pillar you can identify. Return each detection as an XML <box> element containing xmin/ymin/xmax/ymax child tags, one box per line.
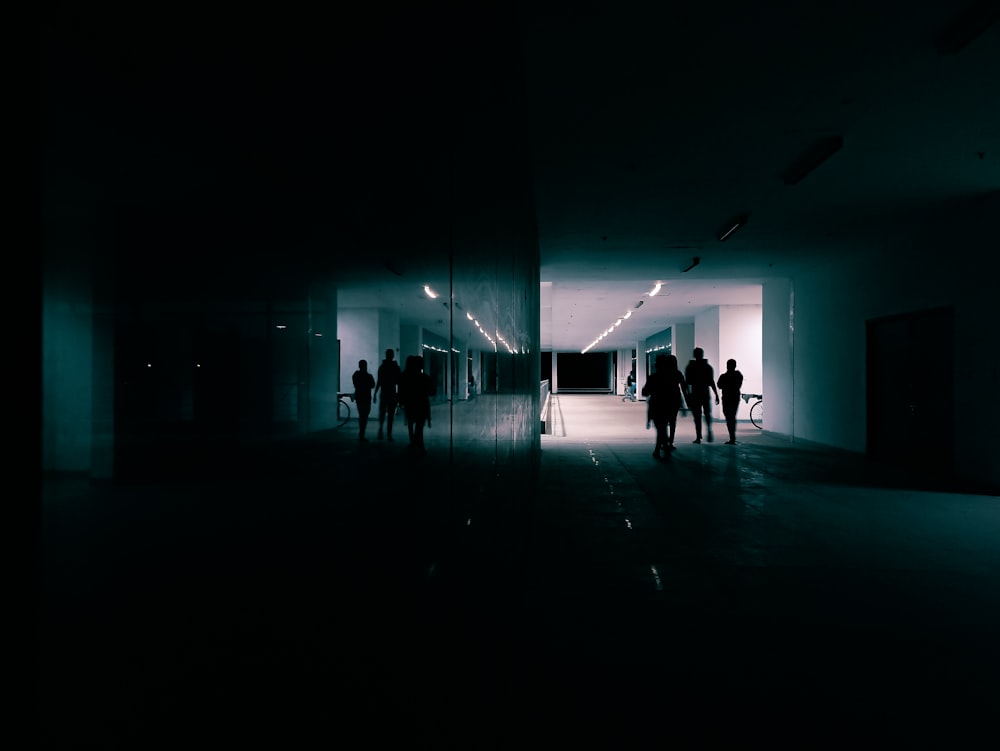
<box><xmin>673</xmin><ymin>323</ymin><xmax>695</xmax><ymax>366</ymax></box>
<box><xmin>309</xmin><ymin>283</ymin><xmax>338</xmax><ymax>431</ymax></box>
<box><xmin>400</xmin><ymin>324</ymin><xmax>422</xmax><ymax>367</ymax></box>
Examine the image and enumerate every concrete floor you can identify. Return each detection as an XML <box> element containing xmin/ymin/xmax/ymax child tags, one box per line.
<box><xmin>39</xmin><ymin>395</ymin><xmax>1000</xmax><ymax>747</ymax></box>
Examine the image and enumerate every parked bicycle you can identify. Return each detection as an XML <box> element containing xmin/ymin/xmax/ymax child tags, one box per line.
<box><xmin>337</xmin><ymin>392</ymin><xmax>352</xmax><ymax>427</ymax></box>
<box><xmin>741</xmin><ymin>393</ymin><xmax>763</xmax><ymax>429</ymax></box>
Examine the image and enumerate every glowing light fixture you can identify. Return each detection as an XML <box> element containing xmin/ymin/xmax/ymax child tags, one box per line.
<box><xmin>648</xmin><ymin>282</ymin><xmax>662</xmax><ymax>297</ymax></box>
<box><xmin>423</xmin><ymin>285</ymin><xmax>439</xmax><ymax>298</ymax></box>
<box><xmin>717</xmin><ymin>214</ymin><xmax>749</xmax><ymax>241</ymax></box>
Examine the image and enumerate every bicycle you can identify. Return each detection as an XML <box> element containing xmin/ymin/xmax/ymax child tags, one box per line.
<box><xmin>622</xmin><ymin>378</ymin><xmax>637</xmax><ymax>402</ymax></box>
<box><xmin>337</xmin><ymin>392</ymin><xmax>352</xmax><ymax>427</ymax></box>
<box><xmin>741</xmin><ymin>393</ymin><xmax>763</xmax><ymax>429</ymax></box>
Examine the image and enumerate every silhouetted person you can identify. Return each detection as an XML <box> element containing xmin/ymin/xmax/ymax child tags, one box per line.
<box><xmin>373</xmin><ymin>348</ymin><xmax>401</xmax><ymax>441</ymax></box>
<box><xmin>352</xmin><ymin>359</ymin><xmax>375</xmax><ymax>442</ymax></box>
<box><xmin>717</xmin><ymin>358</ymin><xmax>744</xmax><ymax>444</ymax></box>
<box><xmin>685</xmin><ymin>347</ymin><xmax>719</xmax><ymax>443</ymax></box>
<box><xmin>468</xmin><ymin>374</ymin><xmax>476</xmax><ymax>399</ymax></box>
<box><xmin>399</xmin><ymin>355</ymin><xmax>432</xmax><ymax>455</ymax></box>
<box><xmin>642</xmin><ymin>353</ymin><xmax>687</xmax><ymax>459</ymax></box>
<box><xmin>626</xmin><ymin>372</ymin><xmax>636</xmax><ymax>401</ymax></box>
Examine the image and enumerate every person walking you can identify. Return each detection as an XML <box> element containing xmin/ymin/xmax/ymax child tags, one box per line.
<box><xmin>373</xmin><ymin>348</ymin><xmax>401</xmax><ymax>441</ymax></box>
<box><xmin>716</xmin><ymin>358</ymin><xmax>744</xmax><ymax>445</ymax></box>
<box><xmin>352</xmin><ymin>359</ymin><xmax>376</xmax><ymax>442</ymax></box>
<box><xmin>684</xmin><ymin>347</ymin><xmax>720</xmax><ymax>443</ymax></box>
<box><xmin>642</xmin><ymin>353</ymin><xmax>687</xmax><ymax>460</ymax></box>
<box><xmin>398</xmin><ymin>355</ymin><xmax>432</xmax><ymax>456</ymax></box>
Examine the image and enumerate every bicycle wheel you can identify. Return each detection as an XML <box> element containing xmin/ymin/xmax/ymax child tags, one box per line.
<box><xmin>337</xmin><ymin>398</ymin><xmax>351</xmax><ymax>427</ymax></box>
<box><xmin>750</xmin><ymin>399</ymin><xmax>763</xmax><ymax>429</ymax></box>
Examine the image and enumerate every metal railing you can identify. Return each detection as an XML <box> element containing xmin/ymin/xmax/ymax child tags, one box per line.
<box><xmin>540</xmin><ymin>380</ymin><xmax>551</xmax><ymax>434</ymax></box>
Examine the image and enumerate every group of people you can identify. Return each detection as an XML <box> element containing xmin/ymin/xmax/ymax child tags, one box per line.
<box><xmin>350</xmin><ymin>349</ymin><xmax>432</xmax><ymax>455</ymax></box>
<box><xmin>353</xmin><ymin>345</ymin><xmax>744</xmax><ymax>462</ymax></box>
<box><xmin>640</xmin><ymin>347</ymin><xmax>744</xmax><ymax>460</ymax></box>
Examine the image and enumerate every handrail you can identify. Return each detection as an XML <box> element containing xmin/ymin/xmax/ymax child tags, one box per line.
<box><xmin>540</xmin><ymin>380</ymin><xmax>552</xmax><ymax>434</ymax></box>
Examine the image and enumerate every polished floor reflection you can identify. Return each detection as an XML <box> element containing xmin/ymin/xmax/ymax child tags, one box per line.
<box><xmin>39</xmin><ymin>395</ymin><xmax>1000</xmax><ymax>747</ymax></box>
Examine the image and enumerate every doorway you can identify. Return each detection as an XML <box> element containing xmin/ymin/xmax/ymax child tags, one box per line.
<box><xmin>866</xmin><ymin>306</ymin><xmax>955</xmax><ymax>478</ymax></box>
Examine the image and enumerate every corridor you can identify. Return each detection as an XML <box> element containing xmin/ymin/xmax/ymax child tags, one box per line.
<box><xmin>39</xmin><ymin>395</ymin><xmax>1000</xmax><ymax>747</ymax></box>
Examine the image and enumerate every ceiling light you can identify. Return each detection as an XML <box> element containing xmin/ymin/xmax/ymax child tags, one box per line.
<box><xmin>717</xmin><ymin>215</ymin><xmax>748</xmax><ymax>241</ymax></box>
<box><xmin>466</xmin><ymin>312</ymin><xmax>474</xmax><ymax>320</ymax></box>
<box><xmin>624</xmin><ymin>310</ymin><xmax>632</xmax><ymax>319</ymax></box>
<box><xmin>648</xmin><ymin>282</ymin><xmax>662</xmax><ymax>296</ymax></box>
<box><xmin>423</xmin><ymin>285</ymin><xmax>439</xmax><ymax>298</ymax></box>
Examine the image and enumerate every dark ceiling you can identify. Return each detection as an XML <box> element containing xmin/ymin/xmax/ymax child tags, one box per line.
<box><xmin>41</xmin><ymin>1</ymin><xmax>1000</xmax><ymax>352</ymax></box>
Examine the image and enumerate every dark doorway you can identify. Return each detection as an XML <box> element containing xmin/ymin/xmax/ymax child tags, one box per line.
<box><xmin>866</xmin><ymin>306</ymin><xmax>955</xmax><ymax>479</ymax></box>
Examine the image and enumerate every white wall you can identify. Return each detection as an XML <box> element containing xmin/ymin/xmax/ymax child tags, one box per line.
<box><xmin>719</xmin><ymin>305</ymin><xmax>763</xmax><ymax>419</ymax></box>
<box><xmin>377</xmin><ymin>309</ymin><xmax>401</xmax><ymax>368</ymax></box>
<box><xmin>769</xmin><ymin>193</ymin><xmax>999</xmax><ymax>489</ymax></box>
<box><xmin>338</xmin><ymin>309</ymin><xmax>380</xmax><ymax>396</ymax></box>
<box><xmin>400</xmin><ymin>323</ymin><xmax>422</xmax><ymax>367</ymax></box>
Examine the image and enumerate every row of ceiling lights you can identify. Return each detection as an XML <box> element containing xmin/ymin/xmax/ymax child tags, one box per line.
<box><xmin>425</xmin><ymin>283</ymin><xmax>519</xmax><ymax>355</ymax></box>
<box><xmin>577</xmin><ymin>210</ymin><xmax>755</xmax><ymax>355</ymax></box>
<box><xmin>581</xmin><ymin>281</ymin><xmax>664</xmax><ymax>354</ymax></box>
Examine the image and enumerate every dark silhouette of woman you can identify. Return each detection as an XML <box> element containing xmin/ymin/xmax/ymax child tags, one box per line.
<box><xmin>398</xmin><ymin>355</ymin><xmax>432</xmax><ymax>456</ymax></box>
<box><xmin>641</xmin><ymin>353</ymin><xmax>687</xmax><ymax>459</ymax></box>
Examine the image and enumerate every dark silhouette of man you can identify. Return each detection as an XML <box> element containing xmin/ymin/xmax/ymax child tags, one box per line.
<box><xmin>685</xmin><ymin>347</ymin><xmax>720</xmax><ymax>443</ymax></box>
<box><xmin>373</xmin><ymin>348</ymin><xmax>401</xmax><ymax>441</ymax></box>
<box><xmin>717</xmin><ymin>358</ymin><xmax>744</xmax><ymax>444</ymax></box>
<box><xmin>352</xmin><ymin>359</ymin><xmax>376</xmax><ymax>442</ymax></box>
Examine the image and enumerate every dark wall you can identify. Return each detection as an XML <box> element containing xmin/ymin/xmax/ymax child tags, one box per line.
<box><xmin>557</xmin><ymin>352</ymin><xmax>612</xmax><ymax>389</ymax></box>
<box><xmin>42</xmin><ymin>2</ymin><xmax>540</xmax><ymax>484</ymax></box>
